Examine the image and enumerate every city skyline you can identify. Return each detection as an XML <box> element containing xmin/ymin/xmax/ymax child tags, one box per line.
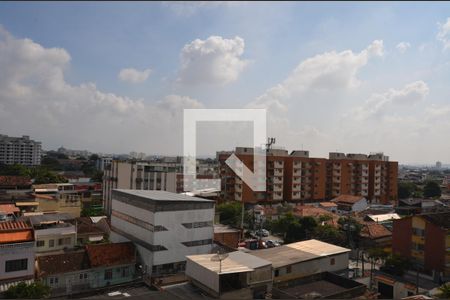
<box><xmin>1</xmin><ymin>2</ymin><xmax>450</xmax><ymax>164</ymax></box>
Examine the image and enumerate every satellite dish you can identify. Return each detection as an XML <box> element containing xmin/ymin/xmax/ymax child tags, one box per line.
<box><xmin>211</xmin><ymin>251</ymin><xmax>229</xmax><ymax>274</ymax></box>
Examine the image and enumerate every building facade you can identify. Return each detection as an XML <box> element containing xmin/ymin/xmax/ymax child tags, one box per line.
<box><xmin>392</xmin><ymin>212</ymin><xmax>450</xmax><ymax>282</ymax></box>
<box><xmin>109</xmin><ymin>190</ymin><xmax>215</xmax><ymax>276</ymax></box>
<box><xmin>0</xmin><ymin>221</ymin><xmax>35</xmax><ymax>287</ymax></box>
<box><xmin>218</xmin><ymin>148</ymin><xmax>398</xmax><ymax>205</ymax></box>
<box><xmin>0</xmin><ymin>135</ymin><xmax>42</xmax><ymax>166</ymax></box>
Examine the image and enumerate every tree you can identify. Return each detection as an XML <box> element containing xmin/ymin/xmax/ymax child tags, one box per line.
<box><xmin>380</xmin><ymin>254</ymin><xmax>410</xmax><ymax>276</ymax></box>
<box><xmin>338</xmin><ymin>217</ymin><xmax>362</xmax><ymax>248</ymax></box>
<box><xmin>298</xmin><ymin>216</ymin><xmax>317</xmax><ymax>239</ymax></box>
<box><xmin>41</xmin><ymin>157</ymin><xmax>62</xmax><ymax>170</ymax></box>
<box><xmin>314</xmin><ymin>224</ymin><xmax>346</xmax><ymax>246</ymax></box>
<box><xmin>398</xmin><ymin>181</ymin><xmax>416</xmax><ymax>199</ymax></box>
<box><xmin>423</xmin><ymin>180</ymin><xmax>441</xmax><ymax>198</ymax></box>
<box><xmin>271</xmin><ymin>212</ymin><xmax>297</xmax><ymax>237</ymax></box>
<box><xmin>90</xmin><ymin>170</ymin><xmax>104</xmax><ymax>183</ymax></box>
<box><xmin>89</xmin><ymin>154</ymin><xmax>99</xmax><ymax>161</ymax></box>
<box><xmin>437</xmin><ymin>283</ymin><xmax>450</xmax><ymax>299</ymax></box>
<box><xmin>5</xmin><ymin>281</ymin><xmax>50</xmax><ymax>299</ymax></box>
<box><xmin>217</xmin><ymin>202</ymin><xmax>242</xmax><ymax>227</ymax></box>
<box><xmin>285</xmin><ymin>222</ymin><xmax>304</xmax><ymax>243</ymax></box>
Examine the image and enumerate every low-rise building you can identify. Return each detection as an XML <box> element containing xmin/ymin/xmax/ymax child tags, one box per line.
<box><xmin>319</xmin><ymin>202</ymin><xmax>338</xmax><ymax>213</ymax></box>
<box><xmin>0</xmin><ymin>176</ymin><xmax>32</xmax><ymax>190</ymax></box>
<box><xmin>25</xmin><ymin>213</ymin><xmax>76</xmax><ymax>253</ymax></box>
<box><xmin>186</xmin><ymin>251</ymin><xmax>273</xmax><ymax>298</ymax></box>
<box><xmin>36</xmin><ymin>242</ymin><xmax>136</xmax><ymax>297</ymax></box>
<box><xmin>214</xmin><ymin>224</ymin><xmax>241</xmax><ymax>250</ymax></box>
<box><xmin>75</xmin><ymin>217</ymin><xmax>109</xmax><ymax>245</ymax></box>
<box><xmin>110</xmin><ymin>190</ymin><xmax>215</xmax><ymax>276</ymax></box>
<box><xmin>0</xmin><ymin>221</ymin><xmax>35</xmax><ymax>292</ymax></box>
<box><xmin>359</xmin><ymin>222</ymin><xmax>392</xmax><ymax>250</ymax></box>
<box><xmin>331</xmin><ymin>195</ymin><xmax>368</xmax><ymax>214</ymax></box>
<box><xmin>250</xmin><ymin>239</ymin><xmax>350</xmax><ymax>283</ymax></box>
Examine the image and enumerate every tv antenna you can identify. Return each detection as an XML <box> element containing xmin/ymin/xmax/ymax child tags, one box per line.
<box><xmin>210</xmin><ymin>251</ymin><xmax>229</xmax><ymax>274</ymax></box>
<box><xmin>266</xmin><ymin>137</ymin><xmax>276</xmax><ymax>151</ymax></box>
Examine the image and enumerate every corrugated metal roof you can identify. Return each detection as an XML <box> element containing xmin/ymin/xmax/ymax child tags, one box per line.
<box><xmin>366</xmin><ymin>213</ymin><xmax>400</xmax><ymax>223</ymax></box>
<box><xmin>114</xmin><ymin>189</ymin><xmax>214</xmax><ymax>202</ymax></box>
<box><xmin>23</xmin><ymin>212</ymin><xmax>74</xmax><ymax>225</ymax></box>
<box><xmin>250</xmin><ymin>239</ymin><xmax>350</xmax><ymax>268</ymax></box>
<box><xmin>187</xmin><ymin>251</ymin><xmax>271</xmax><ymax>274</ymax></box>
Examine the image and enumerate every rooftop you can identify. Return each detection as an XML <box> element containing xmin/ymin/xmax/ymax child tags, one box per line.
<box><xmin>365</xmin><ymin>213</ymin><xmax>400</xmax><ymax>223</ymax></box>
<box><xmin>319</xmin><ymin>202</ymin><xmax>338</xmax><ymax>208</ymax></box>
<box><xmin>214</xmin><ymin>224</ymin><xmax>240</xmax><ymax>234</ymax></box>
<box><xmin>23</xmin><ymin>212</ymin><xmax>74</xmax><ymax>225</ymax></box>
<box><xmin>0</xmin><ymin>176</ymin><xmax>31</xmax><ymax>187</ymax></box>
<box><xmin>360</xmin><ymin>223</ymin><xmax>392</xmax><ymax>239</ymax></box>
<box><xmin>186</xmin><ymin>250</ymin><xmax>271</xmax><ymax>274</ymax></box>
<box><xmin>250</xmin><ymin>239</ymin><xmax>350</xmax><ymax>268</ymax></box>
<box><xmin>36</xmin><ymin>250</ymin><xmax>89</xmax><ymax>276</ymax></box>
<box><xmin>332</xmin><ymin>194</ymin><xmax>366</xmax><ymax>205</ymax></box>
<box><xmin>113</xmin><ymin>189</ymin><xmax>214</xmax><ymax>203</ymax></box>
<box><xmin>0</xmin><ymin>204</ymin><xmax>20</xmax><ymax>214</ymax></box>
<box><xmin>420</xmin><ymin>212</ymin><xmax>450</xmax><ymax>229</ymax></box>
<box><xmin>86</xmin><ymin>242</ymin><xmax>135</xmax><ymax>268</ymax></box>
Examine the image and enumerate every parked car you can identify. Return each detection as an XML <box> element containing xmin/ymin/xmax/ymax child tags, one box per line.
<box><xmin>266</xmin><ymin>240</ymin><xmax>281</xmax><ymax>248</ymax></box>
<box><xmin>255</xmin><ymin>229</ymin><xmax>269</xmax><ymax>237</ymax></box>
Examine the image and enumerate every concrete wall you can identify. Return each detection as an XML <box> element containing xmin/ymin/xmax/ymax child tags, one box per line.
<box><xmin>186</xmin><ymin>258</ymin><xmax>219</xmax><ymax>293</ymax></box>
<box><xmin>273</xmin><ymin>252</ymin><xmax>349</xmax><ymax>283</ymax></box>
<box><xmin>0</xmin><ymin>241</ymin><xmax>35</xmax><ymax>281</ymax></box>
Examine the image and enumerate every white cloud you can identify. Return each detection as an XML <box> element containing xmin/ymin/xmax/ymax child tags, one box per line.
<box><xmin>0</xmin><ymin>26</ymin><xmax>203</xmax><ymax>154</ymax></box>
<box><xmin>162</xmin><ymin>2</ymin><xmax>245</xmax><ymax>17</ymax></box>
<box><xmin>118</xmin><ymin>68</ymin><xmax>151</xmax><ymax>83</ymax></box>
<box><xmin>396</xmin><ymin>42</ymin><xmax>411</xmax><ymax>54</ymax></box>
<box><xmin>247</xmin><ymin>40</ymin><xmax>384</xmax><ymax>114</ymax></box>
<box><xmin>437</xmin><ymin>17</ymin><xmax>450</xmax><ymax>51</ymax></box>
<box><xmin>177</xmin><ymin>35</ymin><xmax>249</xmax><ymax>85</ymax></box>
<box><xmin>351</xmin><ymin>81</ymin><xmax>429</xmax><ymax>120</ymax></box>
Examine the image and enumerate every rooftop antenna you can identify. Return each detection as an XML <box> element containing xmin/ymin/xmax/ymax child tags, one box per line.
<box><xmin>266</xmin><ymin>137</ymin><xmax>276</xmax><ymax>152</ymax></box>
<box><xmin>210</xmin><ymin>251</ymin><xmax>229</xmax><ymax>274</ymax></box>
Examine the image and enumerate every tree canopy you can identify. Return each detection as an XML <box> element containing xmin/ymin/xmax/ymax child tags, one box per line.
<box><xmin>5</xmin><ymin>281</ymin><xmax>50</xmax><ymax>299</ymax></box>
<box><xmin>423</xmin><ymin>180</ymin><xmax>442</xmax><ymax>198</ymax></box>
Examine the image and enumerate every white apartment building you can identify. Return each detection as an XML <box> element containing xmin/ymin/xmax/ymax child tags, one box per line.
<box><xmin>103</xmin><ymin>161</ymin><xmax>181</xmax><ymax>216</ymax></box>
<box><xmin>110</xmin><ymin>190</ymin><xmax>214</xmax><ymax>276</ymax></box>
<box><xmin>0</xmin><ymin>135</ymin><xmax>42</xmax><ymax>165</ymax></box>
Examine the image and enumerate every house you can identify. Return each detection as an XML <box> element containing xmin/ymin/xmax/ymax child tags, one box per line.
<box><xmin>36</xmin><ymin>242</ymin><xmax>136</xmax><ymax>297</ymax></box>
<box><xmin>214</xmin><ymin>224</ymin><xmax>241</xmax><ymax>250</ymax></box>
<box><xmin>250</xmin><ymin>239</ymin><xmax>350</xmax><ymax>283</ymax></box>
<box><xmin>392</xmin><ymin>212</ymin><xmax>450</xmax><ymax>282</ymax></box>
<box><xmin>319</xmin><ymin>202</ymin><xmax>338</xmax><ymax>213</ymax></box>
<box><xmin>331</xmin><ymin>195</ymin><xmax>368</xmax><ymax>214</ymax></box>
<box><xmin>74</xmin><ymin>217</ymin><xmax>109</xmax><ymax>245</ymax></box>
<box><xmin>110</xmin><ymin>190</ymin><xmax>215</xmax><ymax>276</ymax></box>
<box><xmin>186</xmin><ymin>250</ymin><xmax>273</xmax><ymax>298</ymax></box>
<box><xmin>359</xmin><ymin>222</ymin><xmax>392</xmax><ymax>250</ymax></box>
<box><xmin>0</xmin><ymin>176</ymin><xmax>32</xmax><ymax>190</ymax></box>
<box><xmin>33</xmin><ymin>183</ymin><xmax>83</xmax><ymax>218</ymax></box>
<box><xmin>0</xmin><ymin>204</ymin><xmax>20</xmax><ymax>221</ymax></box>
<box><xmin>24</xmin><ymin>213</ymin><xmax>76</xmax><ymax>253</ymax></box>
<box><xmin>0</xmin><ymin>221</ymin><xmax>35</xmax><ymax>292</ymax></box>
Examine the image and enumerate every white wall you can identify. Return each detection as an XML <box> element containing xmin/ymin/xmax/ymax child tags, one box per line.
<box><xmin>186</xmin><ymin>258</ymin><xmax>219</xmax><ymax>293</ymax></box>
<box><xmin>0</xmin><ymin>242</ymin><xmax>35</xmax><ymax>280</ymax></box>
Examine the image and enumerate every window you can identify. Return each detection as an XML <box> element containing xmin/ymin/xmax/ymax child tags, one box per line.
<box><xmin>286</xmin><ymin>266</ymin><xmax>292</xmax><ymax>274</ymax></box>
<box><xmin>49</xmin><ymin>239</ymin><xmax>54</xmax><ymax>247</ymax></box>
<box><xmin>330</xmin><ymin>258</ymin><xmax>335</xmax><ymax>265</ymax></box>
<box><xmin>36</xmin><ymin>240</ymin><xmax>45</xmax><ymax>247</ymax></box>
<box><xmin>275</xmin><ymin>270</ymin><xmax>279</xmax><ymax>277</ymax></box>
<box><xmin>5</xmin><ymin>259</ymin><xmax>28</xmax><ymax>272</ymax></box>
<box><xmin>104</xmin><ymin>269</ymin><xmax>113</xmax><ymax>280</ymax></box>
<box><xmin>49</xmin><ymin>277</ymin><xmax>58</xmax><ymax>285</ymax></box>
<box><xmin>79</xmin><ymin>273</ymin><xmax>88</xmax><ymax>280</ymax></box>
<box><xmin>122</xmin><ymin>267</ymin><xmax>130</xmax><ymax>277</ymax></box>
<box><xmin>412</xmin><ymin>227</ymin><xmax>425</xmax><ymax>237</ymax></box>
<box><xmin>58</xmin><ymin>238</ymin><xmax>63</xmax><ymax>246</ymax></box>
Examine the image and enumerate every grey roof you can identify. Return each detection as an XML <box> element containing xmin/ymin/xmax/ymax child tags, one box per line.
<box><xmin>113</xmin><ymin>189</ymin><xmax>214</xmax><ymax>203</ymax></box>
<box><xmin>21</xmin><ymin>213</ymin><xmax>74</xmax><ymax>225</ymax></box>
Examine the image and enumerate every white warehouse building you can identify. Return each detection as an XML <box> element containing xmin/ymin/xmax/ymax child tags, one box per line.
<box><xmin>110</xmin><ymin>189</ymin><xmax>215</xmax><ymax>276</ymax></box>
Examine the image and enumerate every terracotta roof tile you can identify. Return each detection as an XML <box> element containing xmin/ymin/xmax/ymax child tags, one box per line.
<box><xmin>0</xmin><ymin>221</ymin><xmax>33</xmax><ymax>244</ymax></box>
<box><xmin>86</xmin><ymin>242</ymin><xmax>135</xmax><ymax>268</ymax></box>
<box><xmin>37</xmin><ymin>251</ymin><xmax>89</xmax><ymax>277</ymax></box>
<box><xmin>0</xmin><ymin>204</ymin><xmax>20</xmax><ymax>214</ymax></box>
<box><xmin>331</xmin><ymin>194</ymin><xmax>365</xmax><ymax>204</ymax></box>
<box><xmin>319</xmin><ymin>202</ymin><xmax>338</xmax><ymax>208</ymax></box>
<box><xmin>360</xmin><ymin>223</ymin><xmax>392</xmax><ymax>239</ymax></box>
<box><xmin>0</xmin><ymin>176</ymin><xmax>31</xmax><ymax>187</ymax></box>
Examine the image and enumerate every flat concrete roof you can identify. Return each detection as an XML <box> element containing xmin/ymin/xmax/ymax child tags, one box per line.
<box><xmin>187</xmin><ymin>251</ymin><xmax>271</xmax><ymax>275</ymax></box>
<box><xmin>250</xmin><ymin>239</ymin><xmax>350</xmax><ymax>268</ymax></box>
<box><xmin>113</xmin><ymin>189</ymin><xmax>214</xmax><ymax>203</ymax></box>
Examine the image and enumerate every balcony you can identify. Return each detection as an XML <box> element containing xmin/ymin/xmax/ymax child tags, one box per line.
<box><xmin>273</xmin><ymin>169</ymin><xmax>283</xmax><ymax>176</ymax></box>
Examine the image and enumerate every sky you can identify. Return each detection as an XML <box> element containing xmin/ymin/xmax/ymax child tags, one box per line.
<box><xmin>0</xmin><ymin>2</ymin><xmax>450</xmax><ymax>164</ymax></box>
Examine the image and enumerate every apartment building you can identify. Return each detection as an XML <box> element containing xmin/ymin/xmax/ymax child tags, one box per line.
<box><xmin>110</xmin><ymin>190</ymin><xmax>215</xmax><ymax>276</ymax></box>
<box><xmin>392</xmin><ymin>212</ymin><xmax>450</xmax><ymax>282</ymax></box>
<box><xmin>218</xmin><ymin>148</ymin><xmax>398</xmax><ymax>205</ymax></box>
<box><xmin>218</xmin><ymin>147</ymin><xmax>287</xmax><ymax>204</ymax></box>
<box><xmin>0</xmin><ymin>134</ymin><xmax>42</xmax><ymax>165</ymax></box>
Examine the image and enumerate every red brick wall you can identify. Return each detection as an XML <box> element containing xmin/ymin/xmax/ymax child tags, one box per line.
<box><xmin>392</xmin><ymin>217</ymin><xmax>412</xmax><ymax>257</ymax></box>
<box><xmin>424</xmin><ymin>222</ymin><xmax>446</xmax><ymax>273</ymax></box>
<box><xmin>214</xmin><ymin>231</ymin><xmax>240</xmax><ymax>249</ymax></box>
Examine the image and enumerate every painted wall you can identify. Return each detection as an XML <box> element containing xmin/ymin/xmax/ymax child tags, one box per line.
<box><xmin>0</xmin><ymin>241</ymin><xmax>35</xmax><ymax>281</ymax></box>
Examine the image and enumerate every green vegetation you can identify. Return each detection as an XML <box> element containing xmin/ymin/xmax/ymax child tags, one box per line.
<box><xmin>423</xmin><ymin>180</ymin><xmax>442</xmax><ymax>198</ymax></box>
<box><xmin>380</xmin><ymin>254</ymin><xmax>410</xmax><ymax>276</ymax></box>
<box><xmin>217</xmin><ymin>201</ymin><xmax>243</xmax><ymax>227</ymax></box>
<box><xmin>81</xmin><ymin>205</ymin><xmax>105</xmax><ymax>217</ymax></box>
<box><xmin>5</xmin><ymin>281</ymin><xmax>51</xmax><ymax>299</ymax></box>
<box><xmin>437</xmin><ymin>283</ymin><xmax>450</xmax><ymax>299</ymax></box>
<box><xmin>0</xmin><ymin>163</ymin><xmax>68</xmax><ymax>184</ymax></box>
